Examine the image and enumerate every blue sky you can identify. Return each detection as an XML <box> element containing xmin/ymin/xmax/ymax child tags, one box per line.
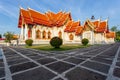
<box><xmin>0</xmin><ymin>0</ymin><xmax>120</xmax><ymax>36</ymax></box>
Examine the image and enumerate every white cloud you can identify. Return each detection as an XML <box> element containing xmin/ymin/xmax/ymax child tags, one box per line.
<box><xmin>0</xmin><ymin>3</ymin><xmax>18</xmax><ymax>19</ymax></box>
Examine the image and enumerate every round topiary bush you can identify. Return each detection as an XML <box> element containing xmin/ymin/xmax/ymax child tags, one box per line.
<box><xmin>50</xmin><ymin>37</ymin><xmax>63</xmax><ymax>48</ymax></box>
<box><xmin>82</xmin><ymin>38</ymin><xmax>89</xmax><ymax>46</ymax></box>
<box><xmin>25</xmin><ymin>39</ymin><xmax>33</xmax><ymax>46</ymax></box>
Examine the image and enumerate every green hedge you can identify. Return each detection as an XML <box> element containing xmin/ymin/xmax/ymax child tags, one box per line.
<box><xmin>82</xmin><ymin>38</ymin><xmax>89</xmax><ymax>46</ymax></box>
<box><xmin>25</xmin><ymin>39</ymin><xmax>33</xmax><ymax>46</ymax></box>
<box><xmin>50</xmin><ymin>37</ymin><xmax>63</xmax><ymax>48</ymax></box>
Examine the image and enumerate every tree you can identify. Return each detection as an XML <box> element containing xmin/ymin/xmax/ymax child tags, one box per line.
<box><xmin>3</xmin><ymin>32</ymin><xmax>14</xmax><ymax>43</ymax></box>
<box><xmin>0</xmin><ymin>34</ymin><xmax>2</xmax><ymax>38</ymax></box>
<box><xmin>111</xmin><ymin>26</ymin><xmax>120</xmax><ymax>42</ymax></box>
<box><xmin>116</xmin><ymin>31</ymin><xmax>120</xmax><ymax>41</ymax></box>
<box><xmin>110</xmin><ymin>26</ymin><xmax>118</xmax><ymax>32</ymax></box>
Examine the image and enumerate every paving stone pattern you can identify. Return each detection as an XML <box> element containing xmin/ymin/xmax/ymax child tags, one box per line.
<box><xmin>0</xmin><ymin>43</ymin><xmax>120</xmax><ymax>80</ymax></box>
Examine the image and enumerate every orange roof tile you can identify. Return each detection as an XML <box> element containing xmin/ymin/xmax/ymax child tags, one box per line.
<box><xmin>95</xmin><ymin>21</ymin><xmax>108</xmax><ymax>33</ymax></box>
<box><xmin>64</xmin><ymin>20</ymin><xmax>73</xmax><ymax>32</ymax></box>
<box><xmin>21</xmin><ymin>9</ymin><xmax>33</xmax><ymax>23</ymax></box>
<box><xmin>18</xmin><ymin>15</ymin><xmax>22</xmax><ymax>28</ymax></box>
<box><xmin>28</xmin><ymin>9</ymin><xmax>48</xmax><ymax>21</ymax></box>
<box><xmin>18</xmin><ymin>8</ymin><xmax>71</xmax><ymax>28</ymax></box>
<box><xmin>56</xmin><ymin>13</ymin><xmax>69</xmax><ymax>27</ymax></box>
<box><xmin>64</xmin><ymin>20</ymin><xmax>80</xmax><ymax>32</ymax></box>
<box><xmin>18</xmin><ymin>9</ymin><xmax>33</xmax><ymax>28</ymax></box>
<box><xmin>106</xmin><ymin>32</ymin><xmax>115</xmax><ymax>38</ymax></box>
<box><xmin>92</xmin><ymin>21</ymin><xmax>99</xmax><ymax>28</ymax></box>
<box><xmin>69</xmin><ymin>21</ymin><xmax>80</xmax><ymax>32</ymax></box>
<box><xmin>75</xmin><ymin>26</ymin><xmax>83</xmax><ymax>35</ymax></box>
<box><xmin>99</xmin><ymin>21</ymin><xmax>107</xmax><ymax>28</ymax></box>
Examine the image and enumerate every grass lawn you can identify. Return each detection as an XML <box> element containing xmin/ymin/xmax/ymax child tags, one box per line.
<box><xmin>26</xmin><ymin>44</ymin><xmax>91</xmax><ymax>51</ymax></box>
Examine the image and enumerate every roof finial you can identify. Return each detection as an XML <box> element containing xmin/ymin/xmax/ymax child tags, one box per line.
<box><xmin>19</xmin><ymin>5</ymin><xmax>23</xmax><ymax>9</ymax></box>
<box><xmin>69</xmin><ymin>7</ymin><xmax>71</xmax><ymax>13</ymax></box>
<box><xmin>106</xmin><ymin>16</ymin><xmax>109</xmax><ymax>21</ymax></box>
<box><xmin>99</xmin><ymin>16</ymin><xmax>102</xmax><ymax>21</ymax></box>
<box><xmin>27</xmin><ymin>6</ymin><xmax>30</xmax><ymax>10</ymax></box>
<box><xmin>91</xmin><ymin>15</ymin><xmax>95</xmax><ymax>20</ymax></box>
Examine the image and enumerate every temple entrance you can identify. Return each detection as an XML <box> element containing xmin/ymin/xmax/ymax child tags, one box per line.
<box><xmin>36</xmin><ymin>30</ymin><xmax>40</xmax><ymax>39</ymax></box>
<box><xmin>42</xmin><ymin>30</ymin><xmax>46</xmax><ymax>39</ymax></box>
<box><xmin>48</xmin><ymin>31</ymin><xmax>51</xmax><ymax>39</ymax></box>
<box><xmin>58</xmin><ymin>31</ymin><xmax>62</xmax><ymax>38</ymax></box>
<box><xmin>69</xmin><ymin>34</ymin><xmax>74</xmax><ymax>40</ymax></box>
<box><xmin>28</xmin><ymin>29</ymin><xmax>32</xmax><ymax>38</ymax></box>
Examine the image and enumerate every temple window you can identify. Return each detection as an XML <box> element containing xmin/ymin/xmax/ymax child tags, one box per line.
<box><xmin>36</xmin><ymin>30</ymin><xmax>40</xmax><ymax>39</ymax></box>
<box><xmin>58</xmin><ymin>31</ymin><xmax>62</xmax><ymax>38</ymax></box>
<box><xmin>48</xmin><ymin>31</ymin><xmax>51</xmax><ymax>39</ymax></box>
<box><xmin>69</xmin><ymin>34</ymin><xmax>74</xmax><ymax>40</ymax></box>
<box><xmin>42</xmin><ymin>30</ymin><xmax>46</xmax><ymax>39</ymax></box>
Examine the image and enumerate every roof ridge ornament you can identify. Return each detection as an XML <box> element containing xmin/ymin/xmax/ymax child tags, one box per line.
<box><xmin>27</xmin><ymin>6</ymin><xmax>31</xmax><ymax>10</ymax></box>
<box><xmin>19</xmin><ymin>6</ymin><xmax>23</xmax><ymax>9</ymax></box>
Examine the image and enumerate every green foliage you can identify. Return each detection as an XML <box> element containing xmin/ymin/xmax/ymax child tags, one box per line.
<box><xmin>0</xmin><ymin>34</ymin><xmax>2</xmax><ymax>38</ymax></box>
<box><xmin>4</xmin><ymin>40</ymin><xmax>9</xmax><ymax>43</ymax></box>
<box><xmin>25</xmin><ymin>39</ymin><xmax>33</xmax><ymax>46</ymax></box>
<box><xmin>4</xmin><ymin>32</ymin><xmax>14</xmax><ymax>43</ymax></box>
<box><xmin>82</xmin><ymin>38</ymin><xmax>89</xmax><ymax>46</ymax></box>
<box><xmin>116</xmin><ymin>31</ymin><xmax>120</xmax><ymax>42</ymax></box>
<box><xmin>50</xmin><ymin>37</ymin><xmax>63</xmax><ymax>48</ymax></box>
<box><xmin>110</xmin><ymin>26</ymin><xmax>120</xmax><ymax>42</ymax></box>
<box><xmin>110</xmin><ymin>26</ymin><xmax>118</xmax><ymax>32</ymax></box>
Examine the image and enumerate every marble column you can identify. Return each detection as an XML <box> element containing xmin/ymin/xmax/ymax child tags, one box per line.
<box><xmin>92</xmin><ymin>30</ymin><xmax>94</xmax><ymax>44</ymax></box>
<box><xmin>24</xmin><ymin>24</ymin><xmax>28</xmax><ymax>40</ymax></box>
<box><xmin>20</xmin><ymin>26</ymin><xmax>24</xmax><ymax>40</ymax></box>
<box><xmin>32</xmin><ymin>26</ymin><xmax>36</xmax><ymax>40</ymax></box>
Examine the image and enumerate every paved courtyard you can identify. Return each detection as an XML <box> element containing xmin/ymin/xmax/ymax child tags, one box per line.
<box><xmin>0</xmin><ymin>43</ymin><xmax>120</xmax><ymax>80</ymax></box>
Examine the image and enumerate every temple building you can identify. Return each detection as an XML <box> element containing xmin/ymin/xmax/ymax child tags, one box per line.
<box><xmin>18</xmin><ymin>8</ymin><xmax>115</xmax><ymax>45</ymax></box>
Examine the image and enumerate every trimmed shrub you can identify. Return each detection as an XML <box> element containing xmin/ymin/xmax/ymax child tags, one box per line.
<box><xmin>82</xmin><ymin>38</ymin><xmax>89</xmax><ymax>46</ymax></box>
<box><xmin>25</xmin><ymin>39</ymin><xmax>33</xmax><ymax>46</ymax></box>
<box><xmin>50</xmin><ymin>37</ymin><xmax>63</xmax><ymax>48</ymax></box>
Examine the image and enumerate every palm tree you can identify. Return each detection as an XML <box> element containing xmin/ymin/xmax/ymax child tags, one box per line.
<box><xmin>3</xmin><ymin>32</ymin><xmax>14</xmax><ymax>43</ymax></box>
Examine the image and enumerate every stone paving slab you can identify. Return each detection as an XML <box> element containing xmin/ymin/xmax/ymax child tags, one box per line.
<box><xmin>64</xmin><ymin>57</ymin><xmax>84</xmax><ymax>64</ymax></box>
<box><xmin>1</xmin><ymin>43</ymin><xmax>120</xmax><ymax>80</ymax></box>
<box><xmin>46</xmin><ymin>61</ymin><xmax>75</xmax><ymax>73</ymax></box>
<box><xmin>81</xmin><ymin>61</ymin><xmax>110</xmax><ymax>73</ymax></box>
<box><xmin>7</xmin><ymin>58</ymin><xmax>29</xmax><ymax>65</ymax></box>
<box><xmin>65</xmin><ymin>67</ymin><xmax>106</xmax><ymax>80</ymax></box>
<box><xmin>12</xmin><ymin>67</ymin><xmax>56</xmax><ymax>80</ymax></box>
<box><xmin>96</xmin><ymin>55</ymin><xmax>114</xmax><ymax>60</ymax></box>
<box><xmin>0</xmin><ymin>68</ymin><xmax>5</xmax><ymax>78</ymax></box>
<box><xmin>10</xmin><ymin>62</ymin><xmax>38</xmax><ymax>73</ymax></box>
<box><xmin>28</xmin><ymin>55</ymin><xmax>45</xmax><ymax>60</ymax></box>
<box><xmin>54</xmin><ymin>77</ymin><xmax>64</xmax><ymax>80</ymax></box>
<box><xmin>117</xmin><ymin>57</ymin><xmax>120</xmax><ymax>61</ymax></box>
<box><xmin>6</xmin><ymin>57</ymin><xmax>25</xmax><ymax>61</ymax></box>
<box><xmin>36</xmin><ymin>58</ymin><xmax>57</xmax><ymax>65</ymax></box>
<box><xmin>75</xmin><ymin>55</ymin><xmax>91</xmax><ymax>60</ymax></box>
<box><xmin>113</xmin><ymin>68</ymin><xmax>120</xmax><ymax>78</ymax></box>
<box><xmin>116</xmin><ymin>61</ymin><xmax>120</xmax><ymax>67</ymax></box>
<box><xmin>91</xmin><ymin>57</ymin><xmax>113</xmax><ymax>65</ymax></box>
<box><xmin>0</xmin><ymin>59</ymin><xmax>3</xmax><ymax>62</ymax></box>
<box><xmin>0</xmin><ymin>62</ymin><xmax>4</xmax><ymax>67</ymax></box>
<box><xmin>55</xmin><ymin>55</ymin><xmax>68</xmax><ymax>59</ymax></box>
